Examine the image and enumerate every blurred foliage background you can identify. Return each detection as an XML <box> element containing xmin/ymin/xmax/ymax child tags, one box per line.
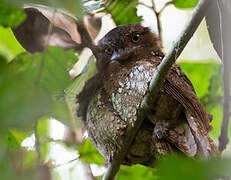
<box><xmin>0</xmin><ymin>0</ymin><xmax>230</xmax><ymax>179</ymax></box>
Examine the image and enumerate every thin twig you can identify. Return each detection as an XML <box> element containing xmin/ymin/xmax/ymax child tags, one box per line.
<box><xmin>151</xmin><ymin>0</ymin><xmax>162</xmax><ymax>43</ymax></box>
<box><xmin>52</xmin><ymin>157</ymin><xmax>79</xmax><ymax>168</ymax></box>
<box><xmin>217</xmin><ymin>0</ymin><xmax>231</xmax><ymax>153</ymax></box>
<box><xmin>138</xmin><ymin>2</ymin><xmax>152</xmax><ymax>9</ymax></box>
<box><xmin>103</xmin><ymin>0</ymin><xmax>118</xmax><ymax>26</ymax></box>
<box><xmin>34</xmin><ymin>120</ymin><xmax>41</xmax><ymax>167</ymax></box>
<box><xmin>139</xmin><ymin>0</ymin><xmax>174</xmax><ymax>45</ymax></box>
<box><xmin>83</xmin><ymin>162</ymin><xmax>96</xmax><ymax>180</ymax></box>
<box><xmin>158</xmin><ymin>1</ymin><xmax>175</xmax><ymax>15</ymax></box>
<box><xmin>151</xmin><ymin>0</ymin><xmax>158</xmax><ymax>14</ymax></box>
<box><xmin>150</xmin><ymin>0</ymin><xmax>174</xmax><ymax>45</ymax></box>
<box><xmin>102</xmin><ymin>0</ymin><xmax>212</xmax><ymax>179</ymax></box>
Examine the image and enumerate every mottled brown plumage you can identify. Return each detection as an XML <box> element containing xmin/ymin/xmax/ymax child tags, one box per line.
<box><xmin>77</xmin><ymin>24</ymin><xmax>218</xmax><ymax>166</ymax></box>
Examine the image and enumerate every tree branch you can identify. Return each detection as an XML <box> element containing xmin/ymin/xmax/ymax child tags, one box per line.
<box><xmin>158</xmin><ymin>1</ymin><xmax>175</xmax><ymax>15</ymax></box>
<box><xmin>151</xmin><ymin>0</ymin><xmax>162</xmax><ymax>43</ymax></box>
<box><xmin>103</xmin><ymin>0</ymin><xmax>212</xmax><ymax>179</ymax></box>
<box><xmin>140</xmin><ymin>0</ymin><xmax>174</xmax><ymax>45</ymax></box>
<box><xmin>51</xmin><ymin>157</ymin><xmax>79</xmax><ymax>168</ymax></box>
<box><xmin>138</xmin><ymin>2</ymin><xmax>152</xmax><ymax>10</ymax></box>
<box><xmin>218</xmin><ymin>0</ymin><xmax>231</xmax><ymax>153</ymax></box>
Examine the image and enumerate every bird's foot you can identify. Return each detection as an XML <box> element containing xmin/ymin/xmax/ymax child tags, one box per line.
<box><xmin>153</xmin><ymin>120</ymin><xmax>168</xmax><ymax>139</ymax></box>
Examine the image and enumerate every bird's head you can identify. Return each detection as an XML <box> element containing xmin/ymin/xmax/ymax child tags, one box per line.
<box><xmin>95</xmin><ymin>24</ymin><xmax>162</xmax><ymax>73</ymax></box>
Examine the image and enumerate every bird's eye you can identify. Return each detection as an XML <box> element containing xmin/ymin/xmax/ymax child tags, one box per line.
<box><xmin>131</xmin><ymin>32</ymin><xmax>141</xmax><ymax>43</ymax></box>
<box><xmin>104</xmin><ymin>45</ymin><xmax>113</xmax><ymax>55</ymax></box>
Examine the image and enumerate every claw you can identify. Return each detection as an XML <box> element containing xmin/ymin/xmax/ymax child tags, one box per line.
<box><xmin>153</xmin><ymin>120</ymin><xmax>168</xmax><ymax>139</ymax></box>
<box><xmin>154</xmin><ymin>129</ymin><xmax>164</xmax><ymax>139</ymax></box>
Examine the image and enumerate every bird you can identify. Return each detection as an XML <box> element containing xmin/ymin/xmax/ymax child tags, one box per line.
<box><xmin>77</xmin><ymin>24</ymin><xmax>218</xmax><ymax>166</ymax></box>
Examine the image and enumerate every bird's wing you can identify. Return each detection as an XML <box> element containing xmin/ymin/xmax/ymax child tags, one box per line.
<box><xmin>149</xmin><ymin>62</ymin><xmax>219</xmax><ymax>156</ymax></box>
<box><xmin>166</xmin><ymin>122</ymin><xmax>198</xmax><ymax>157</ymax></box>
<box><xmin>165</xmin><ymin>117</ymin><xmax>218</xmax><ymax>157</ymax></box>
<box><xmin>162</xmin><ymin>63</ymin><xmax>211</xmax><ymax>134</ymax></box>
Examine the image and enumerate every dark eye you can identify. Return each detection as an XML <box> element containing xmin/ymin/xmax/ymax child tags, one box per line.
<box><xmin>104</xmin><ymin>45</ymin><xmax>113</xmax><ymax>55</ymax></box>
<box><xmin>131</xmin><ymin>32</ymin><xmax>141</xmax><ymax>43</ymax></box>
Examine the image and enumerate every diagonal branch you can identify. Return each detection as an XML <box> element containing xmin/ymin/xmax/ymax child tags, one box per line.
<box><xmin>102</xmin><ymin>0</ymin><xmax>213</xmax><ymax>179</ymax></box>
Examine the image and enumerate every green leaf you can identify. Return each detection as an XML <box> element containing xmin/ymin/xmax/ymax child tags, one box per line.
<box><xmin>0</xmin><ymin>56</ymin><xmax>51</xmax><ymax>129</ymax></box>
<box><xmin>3</xmin><ymin>130</ymin><xmax>20</xmax><ymax>148</ymax></box>
<box><xmin>0</xmin><ymin>139</ymin><xmax>6</xmax><ymax>164</ymax></box>
<box><xmin>174</xmin><ymin>0</ymin><xmax>199</xmax><ymax>9</ymax></box>
<box><xmin>0</xmin><ymin>1</ymin><xmax>26</xmax><ymax>28</ymax></box>
<box><xmin>65</xmin><ymin>56</ymin><xmax>97</xmax><ymax>126</ymax></box>
<box><xmin>0</xmin><ymin>26</ymin><xmax>25</xmax><ymax>61</ymax></box>
<box><xmin>9</xmin><ymin>129</ymin><xmax>31</xmax><ymax>145</ymax></box>
<box><xmin>104</xmin><ymin>0</ymin><xmax>142</xmax><ymax>25</ymax></box>
<box><xmin>23</xmin><ymin>150</ymin><xmax>36</xmax><ymax>169</ymax></box>
<box><xmin>118</xmin><ymin>165</ymin><xmax>158</xmax><ymax>180</ymax></box>
<box><xmin>78</xmin><ymin>138</ymin><xmax>104</xmax><ymax>165</ymax></box>
<box><xmin>3</xmin><ymin>0</ymin><xmax>83</xmax><ymax>17</ymax></box>
<box><xmin>0</xmin><ymin>139</ymin><xmax>12</xmax><ymax>178</ymax></box>
<box><xmin>158</xmin><ymin>155</ymin><xmax>231</xmax><ymax>180</ymax></box>
<box><xmin>0</xmin><ymin>137</ymin><xmax>38</xmax><ymax>180</ymax></box>
<box><xmin>158</xmin><ymin>155</ymin><xmax>204</xmax><ymax>180</ymax></box>
<box><xmin>203</xmin><ymin>157</ymin><xmax>231</xmax><ymax>179</ymax></box>
<box><xmin>37</xmin><ymin>117</ymin><xmax>49</xmax><ymax>138</ymax></box>
<box><xmin>10</xmin><ymin>47</ymin><xmax>77</xmax><ymax>125</ymax></box>
<box><xmin>179</xmin><ymin>61</ymin><xmax>222</xmax><ymax>99</ymax></box>
<box><xmin>0</xmin><ymin>47</ymin><xmax>77</xmax><ymax>130</ymax></box>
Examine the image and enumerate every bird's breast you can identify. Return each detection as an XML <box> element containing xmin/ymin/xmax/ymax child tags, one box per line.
<box><xmin>86</xmin><ymin>61</ymin><xmax>156</xmax><ymax>161</ymax></box>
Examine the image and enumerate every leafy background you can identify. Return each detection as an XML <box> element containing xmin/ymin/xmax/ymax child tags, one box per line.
<box><xmin>0</xmin><ymin>0</ymin><xmax>230</xmax><ymax>179</ymax></box>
